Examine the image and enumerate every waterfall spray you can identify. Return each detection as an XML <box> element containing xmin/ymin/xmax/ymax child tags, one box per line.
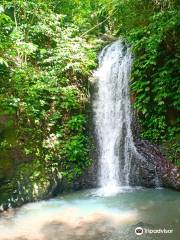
<box><xmin>93</xmin><ymin>41</ymin><xmax>138</xmax><ymax>194</ymax></box>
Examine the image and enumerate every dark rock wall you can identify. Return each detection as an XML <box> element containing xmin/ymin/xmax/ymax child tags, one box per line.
<box><xmin>80</xmin><ymin>80</ymin><xmax>180</xmax><ymax>191</ymax></box>
<box><xmin>130</xmin><ymin>116</ymin><xmax>180</xmax><ymax>190</ymax></box>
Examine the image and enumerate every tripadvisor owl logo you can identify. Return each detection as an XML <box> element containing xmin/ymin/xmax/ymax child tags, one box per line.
<box><xmin>135</xmin><ymin>227</ymin><xmax>144</xmax><ymax>236</ymax></box>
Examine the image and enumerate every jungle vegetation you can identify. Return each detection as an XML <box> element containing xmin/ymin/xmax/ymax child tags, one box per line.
<box><xmin>0</xmin><ymin>0</ymin><xmax>179</xmax><ymax>207</ymax></box>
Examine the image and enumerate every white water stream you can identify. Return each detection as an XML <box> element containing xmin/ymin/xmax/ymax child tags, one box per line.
<box><xmin>93</xmin><ymin>41</ymin><xmax>137</xmax><ymax>193</ymax></box>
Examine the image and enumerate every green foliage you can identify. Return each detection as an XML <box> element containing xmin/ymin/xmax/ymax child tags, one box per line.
<box><xmin>98</xmin><ymin>0</ymin><xmax>180</xmax><ymax>164</ymax></box>
<box><xmin>0</xmin><ymin>0</ymin><xmax>101</xmax><ymax>206</ymax></box>
<box><xmin>127</xmin><ymin>8</ymin><xmax>180</xmax><ymax>143</ymax></box>
<box><xmin>161</xmin><ymin>140</ymin><xmax>180</xmax><ymax>166</ymax></box>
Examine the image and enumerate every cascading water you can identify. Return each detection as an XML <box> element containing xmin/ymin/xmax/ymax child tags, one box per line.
<box><xmin>93</xmin><ymin>40</ymin><xmax>138</xmax><ymax>193</ymax></box>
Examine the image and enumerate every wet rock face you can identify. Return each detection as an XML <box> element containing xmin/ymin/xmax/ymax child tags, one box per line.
<box><xmin>130</xmin><ymin>120</ymin><xmax>180</xmax><ymax>190</ymax></box>
<box><xmin>78</xmin><ymin>81</ymin><xmax>180</xmax><ymax>191</ymax></box>
<box><xmin>80</xmin><ymin>137</ymin><xmax>180</xmax><ymax>191</ymax></box>
<box><xmin>82</xmin><ymin>131</ymin><xmax>180</xmax><ymax>191</ymax></box>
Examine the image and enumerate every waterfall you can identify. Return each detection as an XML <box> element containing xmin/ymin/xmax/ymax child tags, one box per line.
<box><xmin>93</xmin><ymin>40</ymin><xmax>137</xmax><ymax>193</ymax></box>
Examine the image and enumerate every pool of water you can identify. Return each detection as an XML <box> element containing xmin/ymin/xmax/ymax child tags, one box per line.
<box><xmin>0</xmin><ymin>187</ymin><xmax>179</xmax><ymax>240</ymax></box>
